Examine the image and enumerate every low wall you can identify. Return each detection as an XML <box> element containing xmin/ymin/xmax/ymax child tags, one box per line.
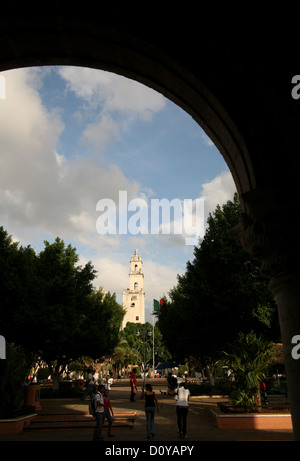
<box><xmin>211</xmin><ymin>408</ymin><xmax>293</xmax><ymax>430</ymax></box>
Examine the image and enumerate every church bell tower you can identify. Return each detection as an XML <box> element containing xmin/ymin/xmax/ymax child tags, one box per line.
<box><xmin>122</xmin><ymin>249</ymin><xmax>145</xmax><ymax>329</ymax></box>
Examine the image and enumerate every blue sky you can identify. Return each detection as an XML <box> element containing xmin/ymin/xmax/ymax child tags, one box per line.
<box><xmin>0</xmin><ymin>66</ymin><xmax>236</xmax><ymax>321</ymax></box>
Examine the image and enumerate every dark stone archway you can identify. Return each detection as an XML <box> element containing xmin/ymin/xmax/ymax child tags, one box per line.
<box><xmin>1</xmin><ymin>17</ymin><xmax>300</xmax><ymax>439</ymax></box>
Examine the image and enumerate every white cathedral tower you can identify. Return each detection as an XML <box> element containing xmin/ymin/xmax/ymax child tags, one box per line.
<box><xmin>121</xmin><ymin>249</ymin><xmax>145</xmax><ymax>329</ymax></box>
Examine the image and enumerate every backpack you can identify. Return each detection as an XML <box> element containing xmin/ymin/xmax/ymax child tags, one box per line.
<box><xmin>89</xmin><ymin>393</ymin><xmax>98</xmax><ymax>417</ymax></box>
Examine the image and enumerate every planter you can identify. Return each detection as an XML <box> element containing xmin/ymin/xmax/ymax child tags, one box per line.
<box><xmin>74</xmin><ymin>379</ymin><xmax>85</xmax><ymax>390</ymax></box>
<box><xmin>0</xmin><ymin>412</ymin><xmax>37</xmax><ymax>435</ymax></box>
<box><xmin>24</xmin><ymin>383</ymin><xmax>41</xmax><ymax>411</ymax></box>
<box><xmin>211</xmin><ymin>408</ymin><xmax>293</xmax><ymax>430</ymax></box>
<box><xmin>0</xmin><ymin>406</ymin><xmax>35</xmax><ymax>419</ymax></box>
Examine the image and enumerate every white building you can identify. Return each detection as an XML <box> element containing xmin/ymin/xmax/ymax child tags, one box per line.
<box><xmin>121</xmin><ymin>249</ymin><xmax>145</xmax><ymax>329</ymax></box>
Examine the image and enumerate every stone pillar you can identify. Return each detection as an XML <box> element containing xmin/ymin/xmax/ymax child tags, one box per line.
<box><xmin>236</xmin><ymin>188</ymin><xmax>300</xmax><ymax>440</ymax></box>
<box><xmin>269</xmin><ymin>273</ymin><xmax>300</xmax><ymax>439</ymax></box>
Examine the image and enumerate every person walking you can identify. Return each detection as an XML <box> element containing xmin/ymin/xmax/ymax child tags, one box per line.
<box><xmin>172</xmin><ymin>382</ymin><xmax>190</xmax><ymax>438</ymax></box>
<box><xmin>81</xmin><ymin>369</ymin><xmax>94</xmax><ymax>400</ymax></box>
<box><xmin>93</xmin><ymin>384</ymin><xmax>105</xmax><ymax>441</ymax></box>
<box><xmin>130</xmin><ymin>368</ymin><xmax>137</xmax><ymax>402</ymax></box>
<box><xmin>104</xmin><ymin>389</ymin><xmax>114</xmax><ymax>437</ymax></box>
<box><xmin>140</xmin><ymin>383</ymin><xmax>159</xmax><ymax>438</ymax></box>
<box><xmin>104</xmin><ymin>374</ymin><xmax>114</xmax><ymax>390</ymax></box>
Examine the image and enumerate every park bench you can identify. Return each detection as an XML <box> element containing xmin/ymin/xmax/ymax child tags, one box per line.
<box><xmin>24</xmin><ymin>411</ymin><xmax>136</xmax><ymax>431</ymax></box>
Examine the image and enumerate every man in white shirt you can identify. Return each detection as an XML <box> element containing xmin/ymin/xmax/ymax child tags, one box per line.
<box><xmin>81</xmin><ymin>370</ymin><xmax>95</xmax><ymax>400</ymax></box>
<box><xmin>104</xmin><ymin>375</ymin><xmax>114</xmax><ymax>390</ymax></box>
<box><xmin>93</xmin><ymin>384</ymin><xmax>105</xmax><ymax>441</ymax></box>
<box><xmin>175</xmin><ymin>382</ymin><xmax>190</xmax><ymax>438</ymax></box>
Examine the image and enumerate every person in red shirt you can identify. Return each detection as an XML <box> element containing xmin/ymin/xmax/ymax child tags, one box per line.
<box><xmin>130</xmin><ymin>368</ymin><xmax>137</xmax><ymax>402</ymax></box>
<box><xmin>259</xmin><ymin>380</ymin><xmax>268</xmax><ymax>405</ymax></box>
<box><xmin>104</xmin><ymin>389</ymin><xmax>114</xmax><ymax>437</ymax></box>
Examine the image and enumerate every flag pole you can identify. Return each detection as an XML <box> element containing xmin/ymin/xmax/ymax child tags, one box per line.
<box><xmin>152</xmin><ymin>299</ymin><xmax>157</xmax><ymax>376</ymax></box>
<box><xmin>152</xmin><ymin>311</ymin><xmax>155</xmax><ymax>376</ymax></box>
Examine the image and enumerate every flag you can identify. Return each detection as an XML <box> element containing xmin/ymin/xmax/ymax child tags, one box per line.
<box><xmin>153</xmin><ymin>299</ymin><xmax>159</xmax><ymax>312</ymax></box>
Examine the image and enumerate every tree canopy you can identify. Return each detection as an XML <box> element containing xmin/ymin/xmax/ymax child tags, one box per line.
<box><xmin>157</xmin><ymin>194</ymin><xmax>280</xmax><ymax>369</ymax></box>
<box><xmin>0</xmin><ymin>228</ymin><xmax>124</xmax><ymax>383</ymax></box>
<box><xmin>120</xmin><ymin>321</ymin><xmax>170</xmax><ymax>372</ymax></box>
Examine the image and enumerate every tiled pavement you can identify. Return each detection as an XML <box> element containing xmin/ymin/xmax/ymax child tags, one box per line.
<box><xmin>0</xmin><ymin>385</ymin><xmax>294</xmax><ymax>443</ymax></box>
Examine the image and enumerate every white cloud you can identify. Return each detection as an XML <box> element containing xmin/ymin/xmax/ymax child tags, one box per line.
<box><xmin>0</xmin><ymin>68</ymin><xmax>141</xmax><ymax>246</ymax></box>
<box><xmin>201</xmin><ymin>132</ymin><xmax>214</xmax><ymax>146</ymax></box>
<box><xmin>81</xmin><ymin>115</ymin><xmax>120</xmax><ymax>152</ymax></box>
<box><xmin>83</xmin><ymin>255</ymin><xmax>129</xmax><ymax>295</ymax></box>
<box><xmin>141</xmin><ymin>171</ymin><xmax>236</xmax><ymax>248</ymax></box>
<box><xmin>58</xmin><ymin>67</ymin><xmax>166</xmax><ymax>152</ymax></box>
<box><xmin>58</xmin><ymin>66</ymin><xmax>166</xmax><ymax>117</ymax></box>
<box><xmin>201</xmin><ymin>170</ymin><xmax>236</xmax><ymax>222</ymax></box>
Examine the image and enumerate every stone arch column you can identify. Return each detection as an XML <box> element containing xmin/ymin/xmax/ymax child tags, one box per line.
<box><xmin>235</xmin><ymin>187</ymin><xmax>300</xmax><ymax>439</ymax></box>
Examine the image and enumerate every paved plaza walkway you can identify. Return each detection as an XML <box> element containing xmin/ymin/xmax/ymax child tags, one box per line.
<box><xmin>0</xmin><ymin>384</ymin><xmax>294</xmax><ymax>443</ymax></box>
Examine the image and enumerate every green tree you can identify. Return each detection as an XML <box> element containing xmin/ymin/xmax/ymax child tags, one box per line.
<box><xmin>112</xmin><ymin>339</ymin><xmax>141</xmax><ymax>377</ymax></box>
<box><xmin>81</xmin><ymin>288</ymin><xmax>125</xmax><ymax>358</ymax></box>
<box><xmin>156</xmin><ymin>291</ymin><xmax>187</xmax><ymax>363</ymax></box>
<box><xmin>120</xmin><ymin>322</ymin><xmax>170</xmax><ymax>372</ymax></box>
<box><xmin>0</xmin><ymin>227</ymin><xmax>41</xmax><ymax>345</ymax></box>
<box><xmin>0</xmin><ymin>232</ymin><xmax>124</xmax><ymax>387</ymax></box>
<box><xmin>157</xmin><ymin>194</ymin><xmax>280</xmax><ymax>380</ymax></box>
<box><xmin>0</xmin><ymin>343</ymin><xmax>32</xmax><ymax>416</ymax></box>
<box><xmin>223</xmin><ymin>331</ymin><xmax>272</xmax><ymax>408</ymax></box>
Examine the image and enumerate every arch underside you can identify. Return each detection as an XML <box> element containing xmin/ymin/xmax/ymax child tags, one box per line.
<box><xmin>0</xmin><ymin>19</ymin><xmax>264</xmax><ymax>200</ymax></box>
<box><xmin>2</xmin><ymin>17</ymin><xmax>300</xmax><ymax>439</ymax></box>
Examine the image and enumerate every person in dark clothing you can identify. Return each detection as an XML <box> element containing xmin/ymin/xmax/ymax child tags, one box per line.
<box><xmin>130</xmin><ymin>368</ymin><xmax>137</xmax><ymax>402</ymax></box>
<box><xmin>140</xmin><ymin>383</ymin><xmax>159</xmax><ymax>438</ymax></box>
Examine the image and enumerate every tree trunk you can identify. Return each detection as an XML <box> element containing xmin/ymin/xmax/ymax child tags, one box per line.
<box><xmin>52</xmin><ymin>372</ymin><xmax>60</xmax><ymax>390</ymax></box>
<box><xmin>47</xmin><ymin>361</ymin><xmax>63</xmax><ymax>390</ymax></box>
<box><xmin>206</xmin><ymin>365</ymin><xmax>215</xmax><ymax>386</ymax></box>
<box><xmin>256</xmin><ymin>385</ymin><xmax>262</xmax><ymax>412</ymax></box>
